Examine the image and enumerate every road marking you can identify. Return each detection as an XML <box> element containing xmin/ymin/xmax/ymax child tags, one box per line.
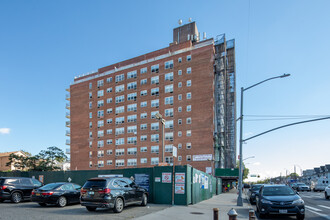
<box><xmin>307</xmin><ymin>209</ymin><xmax>330</xmax><ymax>220</ymax></box>
<box><xmin>319</xmin><ymin>205</ymin><xmax>330</xmax><ymax>210</ymax></box>
<box><xmin>306</xmin><ymin>205</ymin><xmax>322</xmax><ymax>212</ymax></box>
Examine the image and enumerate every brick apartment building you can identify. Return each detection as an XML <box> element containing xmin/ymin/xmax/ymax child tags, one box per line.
<box><xmin>0</xmin><ymin>151</ymin><xmax>26</xmax><ymax>171</ymax></box>
<box><xmin>66</xmin><ymin>21</ymin><xmax>236</xmax><ymax>174</ymax></box>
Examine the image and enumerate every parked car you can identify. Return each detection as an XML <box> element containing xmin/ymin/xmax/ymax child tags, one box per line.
<box><xmin>325</xmin><ymin>184</ymin><xmax>330</xmax><ymax>199</ymax></box>
<box><xmin>31</xmin><ymin>182</ymin><xmax>81</xmax><ymax>207</ymax></box>
<box><xmin>0</xmin><ymin>177</ymin><xmax>42</xmax><ymax>203</ymax></box>
<box><xmin>256</xmin><ymin>184</ymin><xmax>305</xmax><ymax>219</ymax></box>
<box><xmin>295</xmin><ymin>183</ymin><xmax>311</xmax><ymax>192</ymax></box>
<box><xmin>247</xmin><ymin>184</ymin><xmax>263</xmax><ymax>204</ymax></box>
<box><xmin>80</xmin><ymin>177</ymin><xmax>148</xmax><ymax>213</ymax></box>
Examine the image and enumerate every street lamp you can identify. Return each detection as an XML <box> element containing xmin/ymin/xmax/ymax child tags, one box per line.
<box><xmin>243</xmin><ymin>156</ymin><xmax>255</xmax><ymax>161</ymax></box>
<box><xmin>155</xmin><ymin>113</ymin><xmax>166</xmax><ymax>163</ymax></box>
<box><xmin>237</xmin><ymin>73</ymin><xmax>290</xmax><ymax>206</ymax></box>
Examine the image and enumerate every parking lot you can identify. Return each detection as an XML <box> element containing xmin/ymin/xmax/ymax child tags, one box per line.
<box><xmin>0</xmin><ymin>200</ymin><xmax>171</xmax><ymax>220</ymax></box>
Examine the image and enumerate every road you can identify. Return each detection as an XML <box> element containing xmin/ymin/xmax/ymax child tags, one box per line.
<box><xmin>250</xmin><ymin>191</ymin><xmax>330</xmax><ymax>219</ymax></box>
<box><xmin>0</xmin><ymin>200</ymin><xmax>170</xmax><ymax>220</ymax></box>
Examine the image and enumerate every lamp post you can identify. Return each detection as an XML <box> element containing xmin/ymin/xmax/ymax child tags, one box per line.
<box><xmin>243</xmin><ymin>156</ymin><xmax>255</xmax><ymax>161</ymax></box>
<box><xmin>155</xmin><ymin>113</ymin><xmax>166</xmax><ymax>163</ymax></box>
<box><xmin>237</xmin><ymin>73</ymin><xmax>290</xmax><ymax>206</ymax></box>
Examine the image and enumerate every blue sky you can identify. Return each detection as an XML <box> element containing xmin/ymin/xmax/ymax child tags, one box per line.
<box><xmin>0</xmin><ymin>0</ymin><xmax>329</xmax><ymax>179</ymax></box>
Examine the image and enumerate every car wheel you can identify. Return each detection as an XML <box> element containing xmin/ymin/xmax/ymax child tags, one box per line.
<box><xmin>141</xmin><ymin>193</ymin><xmax>147</xmax><ymax>206</ymax></box>
<box><xmin>11</xmin><ymin>192</ymin><xmax>23</xmax><ymax>203</ymax></box>
<box><xmin>57</xmin><ymin>196</ymin><xmax>67</xmax><ymax>207</ymax></box>
<box><xmin>297</xmin><ymin>214</ymin><xmax>305</xmax><ymax>220</ymax></box>
<box><xmin>0</xmin><ymin>199</ymin><xmax>4</xmax><ymax>203</ymax></box>
<box><xmin>38</xmin><ymin>203</ymin><xmax>47</xmax><ymax>207</ymax></box>
<box><xmin>259</xmin><ymin>213</ymin><xmax>266</xmax><ymax>219</ymax></box>
<box><xmin>325</xmin><ymin>192</ymin><xmax>329</xmax><ymax>199</ymax></box>
<box><xmin>86</xmin><ymin>206</ymin><xmax>97</xmax><ymax>211</ymax></box>
<box><xmin>113</xmin><ymin>197</ymin><xmax>124</xmax><ymax>213</ymax></box>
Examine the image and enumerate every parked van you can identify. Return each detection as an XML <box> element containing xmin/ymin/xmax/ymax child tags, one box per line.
<box><xmin>314</xmin><ymin>178</ymin><xmax>329</xmax><ymax>192</ymax></box>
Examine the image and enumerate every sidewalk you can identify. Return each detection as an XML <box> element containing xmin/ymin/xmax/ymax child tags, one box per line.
<box><xmin>135</xmin><ymin>189</ymin><xmax>254</xmax><ymax>220</ymax></box>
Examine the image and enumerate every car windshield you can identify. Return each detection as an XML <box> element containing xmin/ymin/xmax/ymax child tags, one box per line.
<box><xmin>40</xmin><ymin>183</ymin><xmax>63</xmax><ymax>190</ymax></box>
<box><xmin>263</xmin><ymin>186</ymin><xmax>295</xmax><ymax>196</ymax></box>
<box><xmin>252</xmin><ymin>185</ymin><xmax>262</xmax><ymax>191</ymax></box>
<box><xmin>83</xmin><ymin>180</ymin><xmax>107</xmax><ymax>188</ymax></box>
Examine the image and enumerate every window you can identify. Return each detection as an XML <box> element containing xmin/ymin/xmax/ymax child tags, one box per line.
<box><xmin>151</xmin><ymin>111</ymin><xmax>159</xmax><ymax>119</ymax></box>
<box><xmin>115</xmin><ymin>95</ymin><xmax>125</xmax><ymax>104</ymax></box>
<box><xmin>151</xmin><ymin>99</ymin><xmax>159</xmax><ymax>108</ymax></box>
<box><xmin>115</xmin><ymin>74</ymin><xmax>125</xmax><ymax>83</ymax></box>
<box><xmin>165</xmin><ymin>145</ymin><xmax>173</xmax><ymax>152</ymax></box>
<box><xmin>89</xmin><ymin>151</ymin><xmax>92</xmax><ymax>158</ymax></box>
<box><xmin>140</xmin><ymin>67</ymin><xmax>147</xmax><ymax>74</ymax></box>
<box><xmin>97</xmin><ymin>90</ymin><xmax>104</xmax><ymax>97</ymax></box>
<box><xmin>187</xmin><ymin>80</ymin><xmax>191</xmax><ymax>87</ymax></box>
<box><xmin>107</xmin><ymin>87</ymin><xmax>112</xmax><ymax>93</ymax></box>
<box><xmin>140</xmin><ymin>158</ymin><xmax>147</xmax><ymax>164</ymax></box>
<box><xmin>140</xmin><ymin>90</ymin><xmax>147</xmax><ymax>96</ymax></box>
<box><xmin>127</xmin><ymin>158</ymin><xmax>137</xmax><ymax>166</ymax></box>
<box><xmin>106</xmin><ymin>77</ymin><xmax>112</xmax><ymax>83</ymax></box>
<box><xmin>186</xmin><ymin>143</ymin><xmax>192</xmax><ymax>149</ymax></box>
<box><xmin>186</xmin><ymin>155</ymin><xmax>191</xmax><ymax>161</ymax></box>
<box><xmin>151</xmin><ymin>122</ymin><xmax>159</xmax><ymax>130</ymax></box>
<box><xmin>140</xmin><ymin>113</ymin><xmax>147</xmax><ymax>119</ymax></box>
<box><xmin>107</xmin><ymin>108</ymin><xmax>112</xmax><ymax>114</ymax></box>
<box><xmin>165</xmin><ymin>84</ymin><xmax>173</xmax><ymax>93</ymax></box>
<box><xmin>107</xmin><ymin>98</ymin><xmax>112</xmax><ymax>104</ymax></box>
<box><xmin>151</xmin><ymin>64</ymin><xmax>159</xmax><ymax>73</ymax></box>
<box><xmin>140</xmin><ymin>78</ymin><xmax>147</xmax><ymax>85</ymax></box>
<box><xmin>115</xmin><ymin>138</ymin><xmax>125</xmax><ymax>145</ymax></box>
<box><xmin>151</xmin><ymin>146</ymin><xmax>159</xmax><ymax>153</ymax></box>
<box><xmin>186</xmin><ymin>92</ymin><xmax>192</xmax><ymax>99</ymax></box>
<box><xmin>115</xmin><ymin>106</ymin><xmax>125</xmax><ymax>114</ymax></box>
<box><xmin>106</xmin><ymin>118</ymin><xmax>112</xmax><ymax>124</ymax></box>
<box><xmin>89</xmin><ymin>82</ymin><xmax>92</xmax><ymax>89</ymax></box>
<box><xmin>164</xmin><ymin>60</ymin><xmax>173</xmax><ymax>69</ymax></box>
<box><xmin>97</xmin><ymin>100</ymin><xmax>104</xmax><ymax>108</ymax></box>
<box><xmin>151</xmin><ymin>157</ymin><xmax>159</xmax><ymax>165</ymax></box>
<box><xmin>178</xmin><ymin>57</ymin><xmax>182</xmax><ymax>63</ymax></box>
<box><xmin>140</xmin><ymin>101</ymin><xmax>147</xmax><ymax>107</ymax></box>
<box><xmin>97</xmin><ymin>120</ymin><xmax>104</xmax><ymax>128</ymax></box>
<box><xmin>89</xmin><ymin>141</ymin><xmax>92</xmax><ymax>148</ymax></box>
<box><xmin>97</xmin><ymin>140</ymin><xmax>104</xmax><ymax>148</ymax></box>
<box><xmin>97</xmin><ymin>130</ymin><xmax>104</xmax><ymax>138</ymax></box>
<box><xmin>178</xmin><ymin>94</ymin><xmax>182</xmax><ymax>100</ymax></box>
<box><xmin>89</xmin><ymin>161</ymin><xmax>92</xmax><ymax>168</ymax></box>
<box><xmin>178</xmin><ymin>82</ymin><xmax>182</xmax><ymax>88</ymax></box>
<box><xmin>165</xmin><ymin>108</ymin><xmax>173</xmax><ymax>117</ymax></box>
<box><xmin>140</xmin><ymin>147</ymin><xmax>147</xmax><ymax>152</ymax></box>
<box><xmin>165</xmin><ymin>132</ymin><xmax>173</xmax><ymax>141</ymax></box>
<box><xmin>140</xmin><ymin>124</ymin><xmax>147</xmax><ymax>130</ymax></box>
<box><xmin>187</xmin><ymin>117</ymin><xmax>192</xmax><ymax>124</ymax></box>
<box><xmin>89</xmin><ymin>92</ymin><xmax>92</xmax><ymax>99</ymax></box>
<box><xmin>89</xmin><ymin>112</ymin><xmax>92</xmax><ymax>119</ymax></box>
<box><xmin>165</xmin><ymin>156</ymin><xmax>173</xmax><ymax>164</ymax></box>
<box><xmin>97</xmin><ymin>80</ymin><xmax>104</xmax><ymax>87</ymax></box>
<box><xmin>178</xmin><ymin>119</ymin><xmax>182</xmax><ymax>125</ymax></box>
<box><xmin>116</xmin><ymin>159</ymin><xmax>125</xmax><ymax>167</ymax></box>
<box><xmin>151</xmin><ymin>134</ymin><xmax>159</xmax><ymax>142</ymax></box>
<box><xmin>127</xmin><ymin>70</ymin><xmax>137</xmax><ymax>79</ymax></box>
<box><xmin>127</xmin><ymin>82</ymin><xmax>137</xmax><ymax>90</ymax></box>
<box><xmin>165</xmin><ymin>72</ymin><xmax>173</xmax><ymax>81</ymax></box>
<box><xmin>178</xmin><ymin>70</ymin><xmax>182</xmax><ymax>75</ymax></box>
<box><xmin>98</xmin><ymin>161</ymin><xmax>104</xmax><ymax>167</ymax></box>
<box><xmin>187</xmin><ymin>55</ymin><xmax>191</xmax><ymax>61</ymax></box>
<box><xmin>178</xmin><ymin>131</ymin><xmax>182</xmax><ymax>137</ymax></box>
<box><xmin>187</xmin><ymin>67</ymin><xmax>191</xmax><ymax>74</ymax></box>
<box><xmin>151</xmin><ymin>76</ymin><xmax>159</xmax><ymax>84</ymax></box>
<box><xmin>115</xmin><ymin>84</ymin><xmax>125</xmax><ymax>93</ymax></box>
<box><xmin>115</xmin><ymin>117</ymin><xmax>125</xmax><ymax>125</ymax></box>
<box><xmin>107</xmin><ymin>160</ymin><xmax>113</xmax><ymax>165</ymax></box>
<box><xmin>89</xmin><ymin>121</ymin><xmax>92</xmax><ymax>128</ymax></box>
<box><xmin>127</xmin><ymin>93</ymin><xmax>137</xmax><ymax>101</ymax></box>
<box><xmin>97</xmin><ymin>150</ymin><xmax>104</xmax><ymax>158</ymax></box>
<box><xmin>127</xmin><ymin>114</ymin><xmax>137</xmax><ymax>123</ymax></box>
<box><xmin>106</xmin><ymin>129</ymin><xmax>112</xmax><ymax>134</ymax></box>
<box><xmin>140</xmin><ymin>135</ymin><xmax>147</xmax><ymax>141</ymax></box>
<box><xmin>165</xmin><ymin>96</ymin><xmax>174</xmax><ymax>105</ymax></box>
<box><xmin>165</xmin><ymin>120</ymin><xmax>173</xmax><ymax>129</ymax></box>
<box><xmin>97</xmin><ymin>110</ymin><xmax>104</xmax><ymax>118</ymax></box>
<box><xmin>178</xmin><ymin>143</ymin><xmax>182</xmax><ymax>149</ymax></box>
<box><xmin>178</xmin><ymin>106</ymin><xmax>182</xmax><ymax>112</ymax></box>
<box><xmin>127</xmin><ymin>103</ymin><xmax>137</xmax><ymax>112</ymax></box>
<box><xmin>127</xmin><ymin>148</ymin><xmax>137</xmax><ymax>155</ymax></box>
<box><xmin>89</xmin><ymin>102</ymin><xmax>92</xmax><ymax>109</ymax></box>
<box><xmin>187</xmin><ymin>105</ymin><xmax>191</xmax><ymax>112</ymax></box>
<box><xmin>151</xmin><ymin>87</ymin><xmax>159</xmax><ymax>96</ymax></box>
<box><xmin>186</xmin><ymin>130</ymin><xmax>191</xmax><ymax>136</ymax></box>
<box><xmin>115</xmin><ymin>127</ymin><xmax>125</xmax><ymax>135</ymax></box>
<box><xmin>178</xmin><ymin>156</ymin><xmax>182</xmax><ymax>161</ymax></box>
<box><xmin>89</xmin><ymin>131</ymin><xmax>93</xmax><ymax>138</ymax></box>
<box><xmin>107</xmin><ymin>150</ymin><xmax>113</xmax><ymax>155</ymax></box>
<box><xmin>127</xmin><ymin>125</ymin><xmax>137</xmax><ymax>134</ymax></box>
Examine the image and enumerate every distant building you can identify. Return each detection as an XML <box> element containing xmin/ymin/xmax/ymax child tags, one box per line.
<box><xmin>66</xmin><ymin>21</ymin><xmax>236</xmax><ymax>174</ymax></box>
<box><xmin>0</xmin><ymin>151</ymin><xmax>26</xmax><ymax>171</ymax></box>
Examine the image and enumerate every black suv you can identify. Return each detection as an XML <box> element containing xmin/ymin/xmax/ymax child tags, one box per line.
<box><xmin>0</xmin><ymin>177</ymin><xmax>42</xmax><ymax>203</ymax></box>
<box><xmin>80</xmin><ymin>177</ymin><xmax>148</xmax><ymax>213</ymax></box>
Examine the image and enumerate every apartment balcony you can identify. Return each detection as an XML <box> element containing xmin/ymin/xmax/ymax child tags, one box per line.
<box><xmin>66</xmin><ymin>103</ymin><xmax>70</xmax><ymax>110</ymax></box>
<box><xmin>66</xmin><ymin>121</ymin><xmax>70</xmax><ymax>127</ymax></box>
<box><xmin>66</xmin><ymin>140</ymin><xmax>70</xmax><ymax>145</ymax></box>
<box><xmin>66</xmin><ymin>94</ymin><xmax>70</xmax><ymax>101</ymax></box>
<box><xmin>66</xmin><ymin>113</ymin><xmax>70</xmax><ymax>119</ymax></box>
<box><xmin>66</xmin><ymin>130</ymin><xmax>70</xmax><ymax>136</ymax></box>
<box><xmin>66</xmin><ymin>88</ymin><xmax>70</xmax><ymax>92</ymax></box>
<box><xmin>66</xmin><ymin>148</ymin><xmax>70</xmax><ymax>154</ymax></box>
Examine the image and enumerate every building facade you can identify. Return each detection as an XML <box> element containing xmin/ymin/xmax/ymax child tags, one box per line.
<box><xmin>0</xmin><ymin>151</ymin><xmax>26</xmax><ymax>171</ymax></box>
<box><xmin>66</xmin><ymin>22</ymin><xmax>236</xmax><ymax>173</ymax></box>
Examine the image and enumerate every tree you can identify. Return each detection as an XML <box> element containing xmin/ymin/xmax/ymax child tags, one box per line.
<box><xmin>37</xmin><ymin>146</ymin><xmax>68</xmax><ymax>171</ymax></box>
<box><xmin>236</xmin><ymin>161</ymin><xmax>250</xmax><ymax>180</ymax></box>
<box><xmin>6</xmin><ymin>153</ymin><xmax>28</xmax><ymax>170</ymax></box>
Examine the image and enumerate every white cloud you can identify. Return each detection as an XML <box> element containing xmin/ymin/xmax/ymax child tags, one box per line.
<box><xmin>0</xmin><ymin>128</ymin><xmax>10</xmax><ymax>134</ymax></box>
<box><xmin>253</xmin><ymin>162</ymin><xmax>261</xmax><ymax>166</ymax></box>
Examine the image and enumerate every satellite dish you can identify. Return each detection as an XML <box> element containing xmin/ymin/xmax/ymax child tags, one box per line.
<box><xmin>178</xmin><ymin>19</ymin><xmax>182</xmax><ymax>25</ymax></box>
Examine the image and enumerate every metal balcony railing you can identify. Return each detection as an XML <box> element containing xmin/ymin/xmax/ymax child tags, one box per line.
<box><xmin>66</xmin><ymin>121</ymin><xmax>70</xmax><ymax>127</ymax></box>
<box><xmin>66</xmin><ymin>140</ymin><xmax>70</xmax><ymax>145</ymax></box>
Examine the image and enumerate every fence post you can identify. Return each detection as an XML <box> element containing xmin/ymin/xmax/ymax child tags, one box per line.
<box><xmin>213</xmin><ymin>208</ymin><xmax>219</xmax><ymax>220</ymax></box>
